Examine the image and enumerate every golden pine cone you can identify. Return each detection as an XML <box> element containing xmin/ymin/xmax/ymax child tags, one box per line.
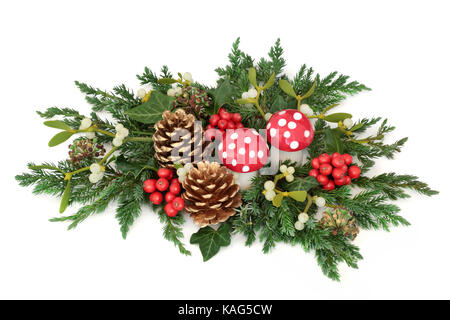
<box><xmin>182</xmin><ymin>162</ymin><xmax>242</xmax><ymax>227</ymax></box>
<box><xmin>153</xmin><ymin>109</ymin><xmax>210</xmax><ymax>168</ymax></box>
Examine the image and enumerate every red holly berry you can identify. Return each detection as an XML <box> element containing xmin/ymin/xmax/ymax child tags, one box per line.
<box><xmin>169</xmin><ymin>183</ymin><xmax>181</xmax><ymax>195</ymax></box>
<box><xmin>319</xmin><ymin>163</ymin><xmax>333</xmax><ymax>176</ymax></box>
<box><xmin>218</xmin><ymin>107</ymin><xmax>227</xmax><ymax>117</ymax></box>
<box><xmin>331</xmin><ymin>156</ymin><xmax>345</xmax><ymax>168</ymax></box>
<box><xmin>339</xmin><ymin>164</ymin><xmax>348</xmax><ymax>173</ymax></box>
<box><xmin>311</xmin><ymin>158</ymin><xmax>320</xmax><ymax>169</ymax></box>
<box><xmin>143</xmin><ymin>179</ymin><xmax>157</xmax><ymax>193</ymax></box>
<box><xmin>232</xmin><ymin>113</ymin><xmax>242</xmax><ymax>123</ymax></box>
<box><xmin>334</xmin><ymin>177</ymin><xmax>346</xmax><ymax>186</ymax></box>
<box><xmin>235</xmin><ymin>122</ymin><xmax>244</xmax><ymax>129</ymax></box>
<box><xmin>316</xmin><ymin>174</ymin><xmax>329</xmax><ymax>185</ymax></box>
<box><xmin>332</xmin><ymin>168</ymin><xmax>346</xmax><ymax>180</ymax></box>
<box><xmin>164</xmin><ymin>202</ymin><xmax>178</xmax><ymax>217</ymax></box>
<box><xmin>209</xmin><ymin>114</ymin><xmax>220</xmax><ymax>126</ymax></box>
<box><xmin>226</xmin><ymin>121</ymin><xmax>236</xmax><ymax>129</ymax></box>
<box><xmin>343</xmin><ymin>176</ymin><xmax>352</xmax><ymax>185</ymax></box>
<box><xmin>149</xmin><ymin>191</ymin><xmax>163</xmax><ymax>205</ymax></box>
<box><xmin>323</xmin><ymin>180</ymin><xmax>336</xmax><ymax>191</ymax></box>
<box><xmin>217</xmin><ymin>119</ymin><xmax>228</xmax><ymax>130</ymax></box>
<box><xmin>318</xmin><ymin>153</ymin><xmax>331</xmax><ymax>164</ymax></box>
<box><xmin>165</xmin><ymin>192</ymin><xmax>176</xmax><ymax>203</ymax></box>
<box><xmin>157</xmin><ymin>168</ymin><xmax>172</xmax><ymax>179</ymax></box>
<box><xmin>172</xmin><ymin>197</ymin><xmax>185</xmax><ymax>211</ymax></box>
<box><xmin>309</xmin><ymin>169</ymin><xmax>319</xmax><ymax>178</ymax></box>
<box><xmin>156</xmin><ymin>178</ymin><xmax>169</xmax><ymax>191</ymax></box>
<box><xmin>219</xmin><ymin>109</ymin><xmax>232</xmax><ymax>121</ymax></box>
<box><xmin>348</xmin><ymin>166</ymin><xmax>361</xmax><ymax>179</ymax></box>
<box><xmin>332</xmin><ymin>152</ymin><xmax>341</xmax><ymax>160</ymax></box>
<box><xmin>171</xmin><ymin>178</ymin><xmax>180</xmax><ymax>185</ymax></box>
<box><xmin>342</xmin><ymin>153</ymin><xmax>353</xmax><ymax>165</ymax></box>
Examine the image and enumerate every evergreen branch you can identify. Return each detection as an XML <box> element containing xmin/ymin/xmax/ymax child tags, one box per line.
<box><xmin>158</xmin><ymin>208</ymin><xmax>191</xmax><ymax>255</ymax></box>
<box><xmin>137</xmin><ymin>65</ymin><xmax>173</xmax><ymax>92</ymax></box>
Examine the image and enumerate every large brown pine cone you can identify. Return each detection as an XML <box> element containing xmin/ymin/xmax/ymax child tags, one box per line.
<box><xmin>182</xmin><ymin>162</ymin><xmax>242</xmax><ymax>227</ymax></box>
<box><xmin>153</xmin><ymin>109</ymin><xmax>210</xmax><ymax>168</ymax></box>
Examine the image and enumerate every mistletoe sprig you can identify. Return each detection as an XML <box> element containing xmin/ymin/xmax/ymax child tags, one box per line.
<box><xmin>15</xmin><ymin>38</ymin><xmax>437</xmax><ymax>281</ymax></box>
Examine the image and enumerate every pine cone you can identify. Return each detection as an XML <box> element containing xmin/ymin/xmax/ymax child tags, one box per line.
<box><xmin>173</xmin><ymin>86</ymin><xmax>212</xmax><ymax>119</ymax></box>
<box><xmin>182</xmin><ymin>162</ymin><xmax>242</xmax><ymax>227</ymax></box>
<box><xmin>319</xmin><ymin>208</ymin><xmax>359</xmax><ymax>240</ymax></box>
<box><xmin>153</xmin><ymin>109</ymin><xmax>210</xmax><ymax>168</ymax></box>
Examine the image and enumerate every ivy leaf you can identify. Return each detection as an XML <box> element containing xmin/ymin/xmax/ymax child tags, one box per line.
<box><xmin>59</xmin><ymin>180</ymin><xmax>71</xmax><ymax>213</ymax></box>
<box><xmin>116</xmin><ymin>156</ymin><xmax>157</xmax><ymax>178</ymax></box>
<box><xmin>125</xmin><ymin>91</ymin><xmax>175</xmax><ymax>124</ymax></box>
<box><xmin>324</xmin><ymin>113</ymin><xmax>352</xmax><ymax>123</ymax></box>
<box><xmin>279</xmin><ymin>79</ymin><xmax>297</xmax><ymax>98</ymax></box>
<box><xmin>48</xmin><ymin>131</ymin><xmax>74</xmax><ymax>147</ymax></box>
<box><xmin>324</xmin><ymin>128</ymin><xmax>344</xmax><ymax>153</ymax></box>
<box><xmin>248</xmin><ymin>67</ymin><xmax>257</xmax><ymax>87</ymax></box>
<box><xmin>43</xmin><ymin>120</ymin><xmax>72</xmax><ymax>131</ymax></box>
<box><xmin>190</xmin><ymin>223</ymin><xmax>231</xmax><ymax>262</ymax></box>
<box><xmin>211</xmin><ymin>80</ymin><xmax>237</xmax><ymax>113</ymax></box>
<box><xmin>272</xmin><ymin>193</ymin><xmax>284</xmax><ymax>207</ymax></box>
<box><xmin>287</xmin><ymin>176</ymin><xmax>319</xmax><ymax>192</ymax></box>
<box><xmin>288</xmin><ymin>191</ymin><xmax>307</xmax><ymax>202</ymax></box>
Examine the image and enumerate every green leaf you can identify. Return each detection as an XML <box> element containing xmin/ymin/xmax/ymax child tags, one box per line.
<box><xmin>125</xmin><ymin>91</ymin><xmax>175</xmax><ymax>124</ymax></box>
<box><xmin>324</xmin><ymin>113</ymin><xmax>352</xmax><ymax>123</ymax></box>
<box><xmin>43</xmin><ymin>120</ymin><xmax>72</xmax><ymax>131</ymax></box>
<box><xmin>48</xmin><ymin>131</ymin><xmax>74</xmax><ymax>147</ymax></box>
<box><xmin>288</xmin><ymin>191</ymin><xmax>307</xmax><ymax>202</ymax></box>
<box><xmin>211</xmin><ymin>79</ymin><xmax>236</xmax><ymax>113</ymax></box>
<box><xmin>350</xmin><ymin>122</ymin><xmax>364</xmax><ymax>132</ymax></box>
<box><xmin>269</xmin><ymin>95</ymin><xmax>286</xmax><ymax>113</ymax></box>
<box><xmin>279</xmin><ymin>79</ymin><xmax>297</xmax><ymax>97</ymax></box>
<box><xmin>300</xmin><ymin>79</ymin><xmax>317</xmax><ymax>99</ymax></box>
<box><xmin>287</xmin><ymin>176</ymin><xmax>319</xmax><ymax>192</ymax></box>
<box><xmin>272</xmin><ymin>193</ymin><xmax>284</xmax><ymax>207</ymax></box>
<box><xmin>236</xmin><ymin>98</ymin><xmax>249</xmax><ymax>105</ymax></box>
<box><xmin>324</xmin><ymin>128</ymin><xmax>344</xmax><ymax>153</ymax></box>
<box><xmin>157</xmin><ymin>78</ymin><xmax>178</xmax><ymax>85</ymax></box>
<box><xmin>190</xmin><ymin>223</ymin><xmax>231</xmax><ymax>261</ymax></box>
<box><xmin>59</xmin><ymin>180</ymin><xmax>71</xmax><ymax>213</ymax></box>
<box><xmin>248</xmin><ymin>67</ymin><xmax>257</xmax><ymax>87</ymax></box>
<box><xmin>263</xmin><ymin>73</ymin><xmax>275</xmax><ymax>90</ymax></box>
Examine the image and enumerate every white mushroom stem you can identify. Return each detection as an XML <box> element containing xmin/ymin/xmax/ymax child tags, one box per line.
<box><xmin>270</xmin><ymin>146</ymin><xmax>305</xmax><ymax>166</ymax></box>
<box><xmin>232</xmin><ymin>171</ymin><xmax>258</xmax><ymax>190</ymax></box>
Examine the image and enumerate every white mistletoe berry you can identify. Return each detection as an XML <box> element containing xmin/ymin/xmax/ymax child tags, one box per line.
<box><xmin>247</xmin><ymin>88</ymin><xmax>258</xmax><ymax>99</ymax></box>
<box><xmin>89</xmin><ymin>171</ymin><xmax>104</xmax><ymax>184</ymax></box>
<box><xmin>264</xmin><ymin>180</ymin><xmax>275</xmax><ymax>191</ymax></box>
<box><xmin>90</xmin><ymin>163</ymin><xmax>102</xmax><ymax>174</ymax></box>
<box><xmin>137</xmin><ymin>88</ymin><xmax>146</xmax><ymax>99</ymax></box>
<box><xmin>115</xmin><ymin>125</ymin><xmax>129</xmax><ymax>139</ymax></box>
<box><xmin>183</xmin><ymin>72</ymin><xmax>193</xmax><ymax>83</ymax></box>
<box><xmin>279</xmin><ymin>165</ymin><xmax>287</xmax><ymax>173</ymax></box>
<box><xmin>264</xmin><ymin>113</ymin><xmax>272</xmax><ymax>121</ymax></box>
<box><xmin>113</xmin><ymin>137</ymin><xmax>123</xmax><ymax>147</ymax></box>
<box><xmin>177</xmin><ymin>167</ymin><xmax>187</xmax><ymax>178</ymax></box>
<box><xmin>300</xmin><ymin>104</ymin><xmax>314</xmax><ymax>117</ymax></box>
<box><xmin>167</xmin><ymin>88</ymin><xmax>176</xmax><ymax>97</ymax></box>
<box><xmin>285</xmin><ymin>174</ymin><xmax>294</xmax><ymax>182</ymax></box>
<box><xmin>343</xmin><ymin>118</ymin><xmax>353</xmax><ymax>129</ymax></box>
<box><xmin>174</xmin><ymin>87</ymin><xmax>183</xmax><ymax>96</ymax></box>
<box><xmin>298</xmin><ymin>212</ymin><xmax>309</xmax><ymax>223</ymax></box>
<box><xmin>178</xmin><ymin>175</ymin><xmax>186</xmax><ymax>183</ymax></box>
<box><xmin>315</xmin><ymin>197</ymin><xmax>326</xmax><ymax>208</ymax></box>
<box><xmin>79</xmin><ymin>118</ymin><xmax>92</xmax><ymax>130</ymax></box>
<box><xmin>115</xmin><ymin>123</ymin><xmax>124</xmax><ymax>131</ymax></box>
<box><xmin>265</xmin><ymin>190</ymin><xmax>276</xmax><ymax>201</ymax></box>
<box><xmin>183</xmin><ymin>162</ymin><xmax>193</xmax><ymax>172</ymax></box>
<box><xmin>86</xmin><ymin>132</ymin><xmax>95</xmax><ymax>139</ymax></box>
<box><xmin>287</xmin><ymin>166</ymin><xmax>295</xmax><ymax>174</ymax></box>
<box><xmin>242</xmin><ymin>92</ymin><xmax>249</xmax><ymax>100</ymax></box>
<box><xmin>294</xmin><ymin>221</ymin><xmax>305</xmax><ymax>231</ymax></box>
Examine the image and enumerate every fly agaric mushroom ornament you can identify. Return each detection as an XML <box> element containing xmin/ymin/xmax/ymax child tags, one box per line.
<box><xmin>218</xmin><ymin>128</ymin><xmax>269</xmax><ymax>189</ymax></box>
<box><xmin>266</xmin><ymin>109</ymin><xmax>314</xmax><ymax>165</ymax></box>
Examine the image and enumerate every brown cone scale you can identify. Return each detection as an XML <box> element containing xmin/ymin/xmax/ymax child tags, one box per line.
<box><xmin>182</xmin><ymin>162</ymin><xmax>242</xmax><ymax>227</ymax></box>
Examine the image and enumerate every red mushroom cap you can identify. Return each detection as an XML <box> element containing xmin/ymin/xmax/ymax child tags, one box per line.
<box><xmin>218</xmin><ymin>128</ymin><xmax>269</xmax><ymax>173</ymax></box>
<box><xmin>266</xmin><ymin>109</ymin><xmax>314</xmax><ymax>152</ymax></box>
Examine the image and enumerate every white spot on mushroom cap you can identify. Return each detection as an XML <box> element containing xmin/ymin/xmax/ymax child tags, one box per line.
<box><xmin>231</xmin><ymin>133</ymin><xmax>238</xmax><ymax>140</ymax></box>
<box><xmin>288</xmin><ymin>121</ymin><xmax>296</xmax><ymax>129</ymax></box>
<box><xmin>229</xmin><ymin>143</ymin><xmax>236</xmax><ymax>150</ymax></box>
<box><xmin>218</xmin><ymin>143</ymin><xmax>223</xmax><ymax>151</ymax></box>
<box><xmin>293</xmin><ymin>112</ymin><xmax>302</xmax><ymax>120</ymax></box>
<box><xmin>267</xmin><ymin>123</ymin><xmax>271</xmax><ymax>129</ymax></box>
<box><xmin>290</xmin><ymin>141</ymin><xmax>299</xmax><ymax>149</ymax></box>
<box><xmin>284</xmin><ymin>131</ymin><xmax>291</xmax><ymax>138</ymax></box>
<box><xmin>258</xmin><ymin>150</ymin><xmax>264</xmax><ymax>158</ymax></box>
<box><xmin>232</xmin><ymin>159</ymin><xmax>237</xmax><ymax>166</ymax></box>
<box><xmin>244</xmin><ymin>136</ymin><xmax>251</xmax><ymax>144</ymax></box>
<box><xmin>278</xmin><ymin>119</ymin><xmax>287</xmax><ymax>127</ymax></box>
<box><xmin>242</xmin><ymin>166</ymin><xmax>250</xmax><ymax>172</ymax></box>
<box><xmin>304</xmin><ymin>130</ymin><xmax>310</xmax><ymax>138</ymax></box>
<box><xmin>249</xmin><ymin>150</ymin><xmax>255</xmax><ymax>158</ymax></box>
<box><xmin>270</xmin><ymin>128</ymin><xmax>277</xmax><ymax>137</ymax></box>
<box><xmin>222</xmin><ymin>152</ymin><xmax>227</xmax><ymax>158</ymax></box>
<box><xmin>279</xmin><ymin>110</ymin><xmax>286</xmax><ymax>115</ymax></box>
<box><xmin>238</xmin><ymin>148</ymin><xmax>246</xmax><ymax>155</ymax></box>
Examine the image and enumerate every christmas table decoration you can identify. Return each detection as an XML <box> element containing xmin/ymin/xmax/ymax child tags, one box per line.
<box><xmin>16</xmin><ymin>38</ymin><xmax>438</xmax><ymax>280</ymax></box>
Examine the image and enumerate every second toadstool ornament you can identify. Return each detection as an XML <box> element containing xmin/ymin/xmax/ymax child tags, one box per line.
<box><xmin>266</xmin><ymin>109</ymin><xmax>314</xmax><ymax>165</ymax></box>
<box><xmin>217</xmin><ymin>128</ymin><xmax>269</xmax><ymax>190</ymax></box>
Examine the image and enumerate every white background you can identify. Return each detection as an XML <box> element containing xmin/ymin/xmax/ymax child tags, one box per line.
<box><xmin>1</xmin><ymin>0</ymin><xmax>449</xmax><ymax>299</ymax></box>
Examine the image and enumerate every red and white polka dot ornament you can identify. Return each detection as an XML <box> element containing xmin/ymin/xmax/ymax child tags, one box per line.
<box><xmin>266</xmin><ymin>109</ymin><xmax>314</xmax><ymax>164</ymax></box>
<box><xmin>218</xmin><ymin>127</ymin><xmax>269</xmax><ymax>189</ymax></box>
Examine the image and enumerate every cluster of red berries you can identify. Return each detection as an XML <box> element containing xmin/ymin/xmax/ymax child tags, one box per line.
<box><xmin>309</xmin><ymin>153</ymin><xmax>361</xmax><ymax>190</ymax></box>
<box><xmin>205</xmin><ymin>107</ymin><xmax>244</xmax><ymax>140</ymax></box>
<box><xmin>143</xmin><ymin>168</ymin><xmax>185</xmax><ymax>217</ymax></box>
